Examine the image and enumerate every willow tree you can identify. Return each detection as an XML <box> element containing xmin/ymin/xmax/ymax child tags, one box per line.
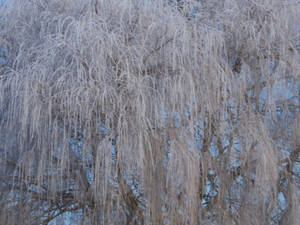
<box><xmin>0</xmin><ymin>0</ymin><xmax>299</xmax><ymax>224</ymax></box>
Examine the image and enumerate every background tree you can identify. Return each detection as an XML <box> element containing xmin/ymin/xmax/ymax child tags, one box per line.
<box><xmin>0</xmin><ymin>0</ymin><xmax>299</xmax><ymax>224</ymax></box>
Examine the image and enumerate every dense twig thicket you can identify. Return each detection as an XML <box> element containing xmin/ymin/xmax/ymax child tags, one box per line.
<box><xmin>0</xmin><ymin>0</ymin><xmax>299</xmax><ymax>224</ymax></box>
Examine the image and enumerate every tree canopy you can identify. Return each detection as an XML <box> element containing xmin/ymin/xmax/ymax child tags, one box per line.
<box><xmin>0</xmin><ymin>0</ymin><xmax>299</xmax><ymax>224</ymax></box>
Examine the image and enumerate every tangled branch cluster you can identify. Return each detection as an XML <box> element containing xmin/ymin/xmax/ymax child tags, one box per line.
<box><xmin>0</xmin><ymin>0</ymin><xmax>299</xmax><ymax>224</ymax></box>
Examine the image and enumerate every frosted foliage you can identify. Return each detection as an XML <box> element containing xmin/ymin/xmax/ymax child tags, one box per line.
<box><xmin>0</xmin><ymin>0</ymin><xmax>299</xmax><ymax>224</ymax></box>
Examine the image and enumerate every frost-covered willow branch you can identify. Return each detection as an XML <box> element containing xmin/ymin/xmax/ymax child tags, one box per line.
<box><xmin>0</xmin><ymin>0</ymin><xmax>299</xmax><ymax>224</ymax></box>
